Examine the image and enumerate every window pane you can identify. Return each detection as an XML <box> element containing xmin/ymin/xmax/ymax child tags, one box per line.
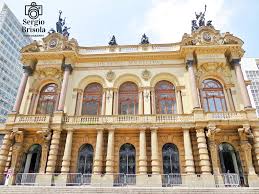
<box><xmin>155</xmin><ymin>81</ymin><xmax>176</xmax><ymax>114</ymax></box>
<box><xmin>201</xmin><ymin>79</ymin><xmax>227</xmax><ymax>112</ymax></box>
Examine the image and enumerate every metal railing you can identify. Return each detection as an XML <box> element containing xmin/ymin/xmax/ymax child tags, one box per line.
<box><xmin>221</xmin><ymin>173</ymin><xmax>240</xmax><ymax>187</ymax></box>
<box><xmin>16</xmin><ymin>173</ymin><xmax>38</xmax><ymax>185</ymax></box>
<box><xmin>113</xmin><ymin>173</ymin><xmax>136</xmax><ymax>186</ymax></box>
<box><xmin>82</xmin><ymin>174</ymin><xmax>92</xmax><ymax>185</ymax></box>
<box><xmin>162</xmin><ymin>174</ymin><xmax>182</xmax><ymax>187</ymax></box>
<box><xmin>13</xmin><ymin>173</ymin><xmax>242</xmax><ymax>187</ymax></box>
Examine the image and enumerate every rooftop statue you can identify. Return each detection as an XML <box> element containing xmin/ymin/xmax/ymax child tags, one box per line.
<box><xmin>140</xmin><ymin>33</ymin><xmax>150</xmax><ymax>44</ymax></box>
<box><xmin>109</xmin><ymin>35</ymin><xmax>117</xmax><ymax>46</ymax></box>
<box><xmin>192</xmin><ymin>5</ymin><xmax>213</xmax><ymax>32</ymax></box>
<box><xmin>56</xmin><ymin>10</ymin><xmax>65</xmax><ymax>34</ymax></box>
<box><xmin>47</xmin><ymin>10</ymin><xmax>71</xmax><ymax>37</ymax></box>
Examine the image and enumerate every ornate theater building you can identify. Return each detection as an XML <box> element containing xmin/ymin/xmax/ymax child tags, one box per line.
<box><xmin>0</xmin><ymin>16</ymin><xmax>259</xmax><ymax>187</ymax></box>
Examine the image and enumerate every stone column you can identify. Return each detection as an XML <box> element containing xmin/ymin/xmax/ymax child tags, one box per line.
<box><xmin>58</xmin><ymin>64</ymin><xmax>73</xmax><ymax>111</ymax></box>
<box><xmin>9</xmin><ymin>130</ymin><xmax>24</xmax><ymax>173</ymax></box>
<box><xmin>93</xmin><ymin>128</ymin><xmax>104</xmax><ymax>174</ymax></box>
<box><xmin>101</xmin><ymin>90</ymin><xmax>106</xmax><ymax>115</ymax></box>
<box><xmin>183</xmin><ymin>128</ymin><xmax>195</xmax><ymax>174</ymax></box>
<box><xmin>0</xmin><ymin>133</ymin><xmax>12</xmax><ymax>174</ymax></box>
<box><xmin>37</xmin><ymin>129</ymin><xmax>51</xmax><ymax>173</ymax></box>
<box><xmin>61</xmin><ymin>129</ymin><xmax>74</xmax><ymax>173</ymax></box>
<box><xmin>186</xmin><ymin>60</ymin><xmax>200</xmax><ymax>109</ymax></box>
<box><xmin>238</xmin><ymin>127</ymin><xmax>256</xmax><ymax>174</ymax></box>
<box><xmin>105</xmin><ymin>128</ymin><xmax>115</xmax><ymax>173</ymax></box>
<box><xmin>151</xmin><ymin>127</ymin><xmax>160</xmax><ymax>174</ymax></box>
<box><xmin>13</xmin><ymin>66</ymin><xmax>33</xmax><ymax>113</ymax></box>
<box><xmin>176</xmin><ymin>87</ymin><xmax>183</xmax><ymax>114</ymax></box>
<box><xmin>196</xmin><ymin>128</ymin><xmax>211</xmax><ymax>174</ymax></box>
<box><xmin>28</xmin><ymin>90</ymin><xmax>38</xmax><ymax>114</ymax></box>
<box><xmin>139</xmin><ymin>127</ymin><xmax>147</xmax><ymax>174</ymax></box>
<box><xmin>75</xmin><ymin>90</ymin><xmax>83</xmax><ymax>116</ymax></box>
<box><xmin>138</xmin><ymin>89</ymin><xmax>143</xmax><ymax>114</ymax></box>
<box><xmin>106</xmin><ymin>89</ymin><xmax>114</xmax><ymax>115</ymax></box>
<box><xmin>206</xmin><ymin>125</ymin><xmax>221</xmax><ymax>175</ymax></box>
<box><xmin>150</xmin><ymin>88</ymin><xmax>156</xmax><ymax>114</ymax></box>
<box><xmin>252</xmin><ymin>127</ymin><xmax>259</xmax><ymax>167</ymax></box>
<box><xmin>46</xmin><ymin>130</ymin><xmax>61</xmax><ymax>173</ymax></box>
<box><xmin>231</xmin><ymin>59</ymin><xmax>252</xmax><ymax>108</ymax></box>
<box><xmin>39</xmin><ymin>142</ymin><xmax>50</xmax><ymax>173</ymax></box>
<box><xmin>112</xmin><ymin>89</ymin><xmax>118</xmax><ymax>115</ymax></box>
<box><xmin>143</xmin><ymin>88</ymin><xmax>151</xmax><ymax>114</ymax></box>
<box><xmin>225</xmin><ymin>86</ymin><xmax>235</xmax><ymax>111</ymax></box>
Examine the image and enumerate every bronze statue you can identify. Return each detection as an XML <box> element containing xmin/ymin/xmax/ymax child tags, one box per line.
<box><xmin>62</xmin><ymin>26</ymin><xmax>71</xmax><ymax>38</ymax></box>
<box><xmin>191</xmin><ymin>5</ymin><xmax>213</xmax><ymax>32</ymax></box>
<box><xmin>140</xmin><ymin>33</ymin><xmax>150</xmax><ymax>44</ymax></box>
<box><xmin>109</xmin><ymin>35</ymin><xmax>117</xmax><ymax>45</ymax></box>
<box><xmin>191</xmin><ymin>20</ymin><xmax>199</xmax><ymax>32</ymax></box>
<box><xmin>56</xmin><ymin>10</ymin><xmax>65</xmax><ymax>33</ymax></box>
<box><xmin>195</xmin><ymin>5</ymin><xmax>206</xmax><ymax>27</ymax></box>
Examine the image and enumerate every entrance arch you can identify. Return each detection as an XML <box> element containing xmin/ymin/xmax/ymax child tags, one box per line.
<box><xmin>119</xmin><ymin>143</ymin><xmax>136</xmax><ymax>174</ymax></box>
<box><xmin>23</xmin><ymin>144</ymin><xmax>42</xmax><ymax>173</ymax></box>
<box><xmin>77</xmin><ymin>144</ymin><xmax>94</xmax><ymax>174</ymax></box>
<box><xmin>162</xmin><ymin>143</ymin><xmax>180</xmax><ymax>174</ymax></box>
<box><xmin>219</xmin><ymin>143</ymin><xmax>244</xmax><ymax>185</ymax></box>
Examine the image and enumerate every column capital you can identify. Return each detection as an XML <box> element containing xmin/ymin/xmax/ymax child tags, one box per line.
<box><xmin>107</xmin><ymin>127</ymin><xmax>115</xmax><ymax>132</ymax></box>
<box><xmin>175</xmin><ymin>86</ymin><xmax>185</xmax><ymax>92</ymax></box>
<box><xmin>139</xmin><ymin>127</ymin><xmax>146</xmax><ymax>132</ymax></box>
<box><xmin>66</xmin><ymin>128</ymin><xmax>74</xmax><ymax>132</ymax></box>
<box><xmin>230</xmin><ymin>58</ymin><xmax>241</xmax><ymax>66</ymax></box>
<box><xmin>186</xmin><ymin>59</ymin><xmax>195</xmax><ymax>69</ymax></box>
<box><xmin>182</xmin><ymin>127</ymin><xmax>190</xmax><ymax>131</ymax></box>
<box><xmin>206</xmin><ymin>125</ymin><xmax>221</xmax><ymax>141</ymax></box>
<box><xmin>23</xmin><ymin>66</ymin><xmax>33</xmax><ymax>76</ymax></box>
<box><xmin>96</xmin><ymin>127</ymin><xmax>104</xmax><ymax>133</ymax></box>
<box><xmin>150</xmin><ymin>127</ymin><xmax>158</xmax><ymax>132</ymax></box>
<box><xmin>62</xmin><ymin>64</ymin><xmax>73</xmax><ymax>73</ymax></box>
<box><xmin>73</xmin><ymin>88</ymin><xmax>83</xmax><ymax>94</ymax></box>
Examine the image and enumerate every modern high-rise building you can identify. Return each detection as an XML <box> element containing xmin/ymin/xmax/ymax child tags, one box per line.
<box><xmin>0</xmin><ymin>3</ymin><xmax>32</xmax><ymax>123</ymax></box>
<box><xmin>241</xmin><ymin>58</ymin><xmax>259</xmax><ymax>117</ymax></box>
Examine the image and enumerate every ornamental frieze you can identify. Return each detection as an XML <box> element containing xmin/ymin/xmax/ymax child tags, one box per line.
<box><xmin>196</xmin><ymin>62</ymin><xmax>232</xmax><ymax>83</ymax></box>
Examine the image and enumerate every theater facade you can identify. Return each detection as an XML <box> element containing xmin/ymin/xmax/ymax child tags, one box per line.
<box><xmin>0</xmin><ymin>25</ymin><xmax>259</xmax><ymax>187</ymax></box>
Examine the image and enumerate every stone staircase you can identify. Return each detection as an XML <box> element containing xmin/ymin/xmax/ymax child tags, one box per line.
<box><xmin>1</xmin><ymin>186</ymin><xmax>259</xmax><ymax>194</ymax></box>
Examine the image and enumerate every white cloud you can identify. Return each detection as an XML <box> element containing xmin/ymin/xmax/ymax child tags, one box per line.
<box><xmin>140</xmin><ymin>0</ymin><xmax>234</xmax><ymax>43</ymax></box>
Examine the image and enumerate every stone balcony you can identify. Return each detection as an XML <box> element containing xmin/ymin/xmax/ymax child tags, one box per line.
<box><xmin>3</xmin><ymin>110</ymin><xmax>254</xmax><ymax>130</ymax></box>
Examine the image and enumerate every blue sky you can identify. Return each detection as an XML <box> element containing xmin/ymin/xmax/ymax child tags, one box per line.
<box><xmin>2</xmin><ymin>0</ymin><xmax>259</xmax><ymax>57</ymax></box>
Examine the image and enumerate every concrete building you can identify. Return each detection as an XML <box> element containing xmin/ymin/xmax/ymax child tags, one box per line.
<box><xmin>0</xmin><ymin>23</ymin><xmax>259</xmax><ymax>189</ymax></box>
<box><xmin>241</xmin><ymin>58</ymin><xmax>259</xmax><ymax>117</ymax></box>
<box><xmin>0</xmin><ymin>3</ymin><xmax>32</xmax><ymax>123</ymax></box>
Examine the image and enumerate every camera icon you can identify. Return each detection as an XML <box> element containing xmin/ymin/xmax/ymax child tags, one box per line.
<box><xmin>25</xmin><ymin>2</ymin><xmax>43</xmax><ymax>19</ymax></box>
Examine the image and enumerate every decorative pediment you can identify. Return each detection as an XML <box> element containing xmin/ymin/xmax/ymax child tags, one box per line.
<box><xmin>196</xmin><ymin>62</ymin><xmax>232</xmax><ymax>83</ymax></box>
<box><xmin>42</xmin><ymin>33</ymin><xmax>78</xmax><ymax>52</ymax></box>
<box><xmin>20</xmin><ymin>40</ymin><xmax>40</xmax><ymax>53</ymax></box>
<box><xmin>181</xmin><ymin>26</ymin><xmax>243</xmax><ymax>46</ymax></box>
<box><xmin>35</xmin><ymin>67</ymin><xmax>62</xmax><ymax>80</ymax></box>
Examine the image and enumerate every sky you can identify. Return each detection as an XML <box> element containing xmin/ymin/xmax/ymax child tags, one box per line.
<box><xmin>2</xmin><ymin>0</ymin><xmax>259</xmax><ymax>57</ymax></box>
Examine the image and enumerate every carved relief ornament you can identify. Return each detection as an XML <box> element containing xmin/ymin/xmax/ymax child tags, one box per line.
<box><xmin>141</xmin><ymin>69</ymin><xmax>151</xmax><ymax>81</ymax></box>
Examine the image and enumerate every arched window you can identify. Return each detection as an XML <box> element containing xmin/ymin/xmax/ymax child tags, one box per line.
<box><xmin>155</xmin><ymin>81</ymin><xmax>177</xmax><ymax>114</ymax></box>
<box><xmin>162</xmin><ymin>143</ymin><xmax>180</xmax><ymax>174</ymax></box>
<box><xmin>201</xmin><ymin>79</ymin><xmax>227</xmax><ymax>112</ymax></box>
<box><xmin>23</xmin><ymin>144</ymin><xmax>42</xmax><ymax>173</ymax></box>
<box><xmin>218</xmin><ymin>143</ymin><xmax>244</xmax><ymax>185</ymax></box>
<box><xmin>77</xmin><ymin>144</ymin><xmax>94</xmax><ymax>174</ymax></box>
<box><xmin>119</xmin><ymin>143</ymin><xmax>136</xmax><ymax>174</ymax></box>
<box><xmin>36</xmin><ymin>83</ymin><xmax>58</xmax><ymax>114</ymax></box>
<box><xmin>118</xmin><ymin>82</ymin><xmax>138</xmax><ymax>115</ymax></box>
<box><xmin>82</xmin><ymin>83</ymin><xmax>103</xmax><ymax>115</ymax></box>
